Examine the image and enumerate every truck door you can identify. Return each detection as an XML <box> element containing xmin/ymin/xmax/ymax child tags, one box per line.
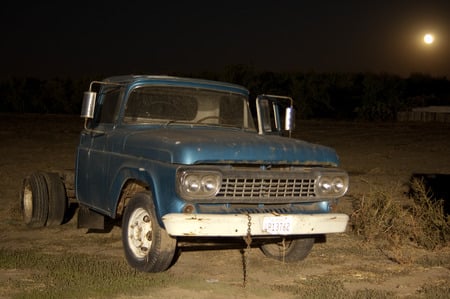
<box><xmin>76</xmin><ymin>86</ymin><xmax>122</xmax><ymax>215</ymax></box>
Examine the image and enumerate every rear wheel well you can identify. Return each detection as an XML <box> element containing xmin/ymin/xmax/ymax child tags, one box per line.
<box><xmin>116</xmin><ymin>180</ymin><xmax>148</xmax><ymax>217</ymax></box>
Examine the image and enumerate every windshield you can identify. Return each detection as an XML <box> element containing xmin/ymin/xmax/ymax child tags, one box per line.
<box><xmin>123</xmin><ymin>86</ymin><xmax>256</xmax><ymax>131</ymax></box>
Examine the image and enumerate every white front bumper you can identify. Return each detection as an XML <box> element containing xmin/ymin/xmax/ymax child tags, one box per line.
<box><xmin>162</xmin><ymin>213</ymin><xmax>349</xmax><ymax>237</ymax></box>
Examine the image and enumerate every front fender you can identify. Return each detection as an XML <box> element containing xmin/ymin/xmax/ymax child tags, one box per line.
<box><xmin>108</xmin><ymin>160</ymin><xmax>183</xmax><ymax>227</ymax></box>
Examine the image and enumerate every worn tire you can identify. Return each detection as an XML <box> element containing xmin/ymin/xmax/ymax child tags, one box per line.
<box><xmin>21</xmin><ymin>172</ymin><xmax>49</xmax><ymax>227</ymax></box>
<box><xmin>122</xmin><ymin>192</ymin><xmax>177</xmax><ymax>272</ymax></box>
<box><xmin>43</xmin><ymin>172</ymin><xmax>67</xmax><ymax>226</ymax></box>
<box><xmin>260</xmin><ymin>237</ymin><xmax>314</xmax><ymax>262</ymax></box>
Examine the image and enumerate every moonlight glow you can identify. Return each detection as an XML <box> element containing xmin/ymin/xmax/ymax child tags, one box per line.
<box><xmin>424</xmin><ymin>33</ymin><xmax>434</xmax><ymax>44</ymax></box>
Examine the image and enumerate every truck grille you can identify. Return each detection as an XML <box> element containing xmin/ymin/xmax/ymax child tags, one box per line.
<box><xmin>216</xmin><ymin>177</ymin><xmax>316</xmax><ymax>201</ymax></box>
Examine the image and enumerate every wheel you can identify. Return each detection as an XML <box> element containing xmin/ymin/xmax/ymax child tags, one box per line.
<box><xmin>21</xmin><ymin>172</ymin><xmax>49</xmax><ymax>227</ymax></box>
<box><xmin>122</xmin><ymin>192</ymin><xmax>177</xmax><ymax>272</ymax></box>
<box><xmin>260</xmin><ymin>237</ymin><xmax>314</xmax><ymax>262</ymax></box>
<box><xmin>43</xmin><ymin>172</ymin><xmax>67</xmax><ymax>226</ymax></box>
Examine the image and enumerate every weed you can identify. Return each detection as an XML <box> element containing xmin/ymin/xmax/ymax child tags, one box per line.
<box><xmin>0</xmin><ymin>248</ymin><xmax>172</xmax><ymax>298</ymax></box>
<box><xmin>271</xmin><ymin>277</ymin><xmax>394</xmax><ymax>299</ymax></box>
<box><xmin>350</xmin><ymin>180</ymin><xmax>450</xmax><ymax>252</ymax></box>
<box><xmin>350</xmin><ymin>185</ymin><xmax>413</xmax><ymax>248</ymax></box>
<box><xmin>409</xmin><ymin>178</ymin><xmax>450</xmax><ymax>249</ymax></box>
<box><xmin>271</xmin><ymin>277</ymin><xmax>347</xmax><ymax>298</ymax></box>
<box><xmin>415</xmin><ymin>248</ymin><xmax>450</xmax><ymax>268</ymax></box>
<box><xmin>417</xmin><ymin>281</ymin><xmax>450</xmax><ymax>299</ymax></box>
<box><xmin>351</xmin><ymin>289</ymin><xmax>395</xmax><ymax>299</ymax></box>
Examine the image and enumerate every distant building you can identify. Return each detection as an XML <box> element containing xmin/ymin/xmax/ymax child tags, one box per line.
<box><xmin>397</xmin><ymin>106</ymin><xmax>450</xmax><ymax>122</ymax></box>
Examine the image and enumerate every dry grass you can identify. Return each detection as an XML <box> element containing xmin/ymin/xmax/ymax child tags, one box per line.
<box><xmin>409</xmin><ymin>178</ymin><xmax>450</xmax><ymax>249</ymax></box>
<box><xmin>271</xmin><ymin>277</ymin><xmax>395</xmax><ymax>298</ymax></box>
<box><xmin>350</xmin><ymin>179</ymin><xmax>450</xmax><ymax>263</ymax></box>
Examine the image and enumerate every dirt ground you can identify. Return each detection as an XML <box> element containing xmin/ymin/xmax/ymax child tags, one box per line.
<box><xmin>0</xmin><ymin>113</ymin><xmax>449</xmax><ymax>298</ymax></box>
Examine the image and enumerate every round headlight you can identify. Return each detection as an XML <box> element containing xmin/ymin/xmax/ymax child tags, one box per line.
<box><xmin>184</xmin><ymin>175</ymin><xmax>201</xmax><ymax>193</ymax></box>
<box><xmin>319</xmin><ymin>177</ymin><xmax>332</xmax><ymax>194</ymax></box>
<box><xmin>332</xmin><ymin>177</ymin><xmax>345</xmax><ymax>192</ymax></box>
<box><xmin>203</xmin><ymin>175</ymin><xmax>220</xmax><ymax>192</ymax></box>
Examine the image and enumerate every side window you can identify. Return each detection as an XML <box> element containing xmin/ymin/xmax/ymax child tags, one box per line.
<box><xmin>95</xmin><ymin>87</ymin><xmax>122</xmax><ymax>124</ymax></box>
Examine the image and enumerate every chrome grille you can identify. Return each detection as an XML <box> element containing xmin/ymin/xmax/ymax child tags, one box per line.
<box><xmin>217</xmin><ymin>177</ymin><xmax>316</xmax><ymax>200</ymax></box>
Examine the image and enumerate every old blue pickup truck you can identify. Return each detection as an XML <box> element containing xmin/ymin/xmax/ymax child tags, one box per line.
<box><xmin>21</xmin><ymin>75</ymin><xmax>349</xmax><ymax>272</ymax></box>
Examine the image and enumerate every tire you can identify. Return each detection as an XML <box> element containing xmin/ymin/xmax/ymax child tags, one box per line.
<box><xmin>43</xmin><ymin>172</ymin><xmax>67</xmax><ymax>226</ymax></box>
<box><xmin>122</xmin><ymin>192</ymin><xmax>177</xmax><ymax>272</ymax></box>
<box><xmin>260</xmin><ymin>237</ymin><xmax>314</xmax><ymax>262</ymax></box>
<box><xmin>21</xmin><ymin>172</ymin><xmax>49</xmax><ymax>227</ymax></box>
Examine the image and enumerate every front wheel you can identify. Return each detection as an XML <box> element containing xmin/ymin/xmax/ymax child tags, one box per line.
<box><xmin>260</xmin><ymin>237</ymin><xmax>314</xmax><ymax>262</ymax></box>
<box><xmin>122</xmin><ymin>192</ymin><xmax>177</xmax><ymax>272</ymax></box>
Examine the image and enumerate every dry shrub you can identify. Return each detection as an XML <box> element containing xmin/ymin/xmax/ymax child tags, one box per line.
<box><xmin>409</xmin><ymin>178</ymin><xmax>450</xmax><ymax>249</ymax></box>
<box><xmin>350</xmin><ymin>180</ymin><xmax>450</xmax><ymax>251</ymax></box>
<box><xmin>351</xmin><ymin>186</ymin><xmax>413</xmax><ymax>248</ymax></box>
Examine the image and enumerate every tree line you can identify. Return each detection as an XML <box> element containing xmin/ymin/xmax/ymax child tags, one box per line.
<box><xmin>1</xmin><ymin>65</ymin><xmax>449</xmax><ymax>121</ymax></box>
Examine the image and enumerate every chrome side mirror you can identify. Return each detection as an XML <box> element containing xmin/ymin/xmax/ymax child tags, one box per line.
<box><xmin>81</xmin><ymin>91</ymin><xmax>97</xmax><ymax>119</ymax></box>
<box><xmin>285</xmin><ymin>106</ymin><xmax>295</xmax><ymax>131</ymax></box>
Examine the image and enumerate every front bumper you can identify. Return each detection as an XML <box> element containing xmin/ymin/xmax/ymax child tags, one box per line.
<box><xmin>162</xmin><ymin>213</ymin><xmax>349</xmax><ymax>237</ymax></box>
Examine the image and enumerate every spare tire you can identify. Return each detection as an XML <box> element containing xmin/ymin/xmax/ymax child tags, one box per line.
<box><xmin>22</xmin><ymin>172</ymin><xmax>49</xmax><ymax>227</ymax></box>
<box><xmin>43</xmin><ymin>172</ymin><xmax>67</xmax><ymax>226</ymax></box>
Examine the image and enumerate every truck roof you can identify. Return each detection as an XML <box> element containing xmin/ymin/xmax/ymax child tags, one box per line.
<box><xmin>102</xmin><ymin>75</ymin><xmax>249</xmax><ymax>96</ymax></box>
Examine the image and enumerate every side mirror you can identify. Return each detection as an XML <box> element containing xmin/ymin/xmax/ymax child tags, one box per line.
<box><xmin>80</xmin><ymin>91</ymin><xmax>97</xmax><ymax>119</ymax></box>
<box><xmin>285</xmin><ymin>106</ymin><xmax>295</xmax><ymax>131</ymax></box>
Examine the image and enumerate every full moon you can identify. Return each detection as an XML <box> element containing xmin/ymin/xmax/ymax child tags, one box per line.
<box><xmin>424</xmin><ymin>33</ymin><xmax>434</xmax><ymax>44</ymax></box>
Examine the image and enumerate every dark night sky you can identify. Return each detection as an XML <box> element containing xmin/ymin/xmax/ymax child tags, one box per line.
<box><xmin>1</xmin><ymin>0</ymin><xmax>449</xmax><ymax>79</ymax></box>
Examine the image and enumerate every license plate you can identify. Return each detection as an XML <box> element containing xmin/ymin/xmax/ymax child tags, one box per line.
<box><xmin>262</xmin><ymin>216</ymin><xmax>293</xmax><ymax>235</ymax></box>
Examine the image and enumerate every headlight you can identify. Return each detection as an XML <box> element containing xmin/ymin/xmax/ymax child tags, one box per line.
<box><xmin>177</xmin><ymin>170</ymin><xmax>222</xmax><ymax>199</ymax></box>
<box><xmin>316</xmin><ymin>172</ymin><xmax>349</xmax><ymax>198</ymax></box>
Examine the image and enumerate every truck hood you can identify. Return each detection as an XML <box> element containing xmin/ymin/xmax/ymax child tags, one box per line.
<box><xmin>122</xmin><ymin>128</ymin><xmax>339</xmax><ymax>166</ymax></box>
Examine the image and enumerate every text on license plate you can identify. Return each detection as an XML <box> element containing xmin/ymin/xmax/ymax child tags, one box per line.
<box><xmin>262</xmin><ymin>216</ymin><xmax>293</xmax><ymax>235</ymax></box>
